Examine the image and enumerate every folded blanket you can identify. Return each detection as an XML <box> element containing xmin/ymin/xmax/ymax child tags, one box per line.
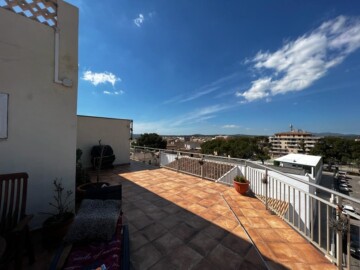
<box><xmin>65</xmin><ymin>199</ymin><xmax>121</xmax><ymax>243</ymax></box>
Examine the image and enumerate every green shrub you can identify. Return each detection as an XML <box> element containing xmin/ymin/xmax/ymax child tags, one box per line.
<box><xmin>234</xmin><ymin>175</ymin><xmax>247</xmax><ymax>183</ymax></box>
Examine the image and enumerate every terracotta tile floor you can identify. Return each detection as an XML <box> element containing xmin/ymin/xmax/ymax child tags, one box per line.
<box><xmin>100</xmin><ymin>162</ymin><xmax>337</xmax><ymax>270</ymax></box>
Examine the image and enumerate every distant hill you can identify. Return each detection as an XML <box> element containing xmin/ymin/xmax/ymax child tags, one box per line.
<box><xmin>134</xmin><ymin>132</ymin><xmax>359</xmax><ymax>139</ymax></box>
<box><xmin>314</xmin><ymin>132</ymin><xmax>360</xmax><ymax>139</ymax></box>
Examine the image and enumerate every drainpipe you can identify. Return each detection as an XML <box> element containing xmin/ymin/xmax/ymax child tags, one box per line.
<box><xmin>54</xmin><ymin>28</ymin><xmax>73</xmax><ymax>87</ymax></box>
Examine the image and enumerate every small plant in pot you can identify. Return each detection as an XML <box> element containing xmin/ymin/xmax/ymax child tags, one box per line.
<box><xmin>77</xmin><ymin>140</ymin><xmax>110</xmax><ymax>201</ymax></box>
<box><xmin>233</xmin><ymin>175</ymin><xmax>249</xmax><ymax>195</ymax></box>
<box><xmin>76</xmin><ymin>149</ymin><xmax>91</xmax><ymax>184</ymax></box>
<box><xmin>42</xmin><ymin>179</ymin><xmax>74</xmax><ymax>249</ymax></box>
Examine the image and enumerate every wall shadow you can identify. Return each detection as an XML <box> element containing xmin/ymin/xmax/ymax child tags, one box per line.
<box><xmin>114</xmin><ymin>167</ymin><xmax>298</xmax><ymax>270</ymax></box>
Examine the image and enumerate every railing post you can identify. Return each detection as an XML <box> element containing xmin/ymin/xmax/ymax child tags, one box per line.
<box><xmin>336</xmin><ymin>196</ymin><xmax>343</xmax><ymax>269</ymax></box>
<box><xmin>263</xmin><ymin>168</ymin><xmax>268</xmax><ymax>210</ymax></box>
<box><xmin>200</xmin><ymin>155</ymin><xmax>204</xmax><ymax>179</ymax></box>
<box><xmin>346</xmin><ymin>215</ymin><xmax>350</xmax><ymax>270</ymax></box>
<box><xmin>244</xmin><ymin>161</ymin><xmax>247</xmax><ymax>179</ymax></box>
<box><xmin>330</xmin><ymin>194</ymin><xmax>336</xmax><ymax>257</ymax></box>
<box><xmin>176</xmin><ymin>152</ymin><xmax>180</xmax><ymax>172</ymax></box>
<box><xmin>158</xmin><ymin>150</ymin><xmax>162</xmax><ymax>167</ymax></box>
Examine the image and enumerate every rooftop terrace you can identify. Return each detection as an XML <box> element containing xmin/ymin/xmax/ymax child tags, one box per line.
<box><xmin>8</xmin><ymin>161</ymin><xmax>345</xmax><ymax>269</ymax></box>
<box><xmin>108</xmin><ymin>162</ymin><xmax>335</xmax><ymax>269</ymax></box>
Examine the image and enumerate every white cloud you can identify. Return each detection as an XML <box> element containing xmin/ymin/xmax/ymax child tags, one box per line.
<box><xmin>103</xmin><ymin>90</ymin><xmax>124</xmax><ymax>95</ymax></box>
<box><xmin>82</xmin><ymin>71</ymin><xmax>121</xmax><ymax>86</ymax></box>
<box><xmin>180</xmin><ymin>87</ymin><xmax>219</xmax><ymax>103</ymax></box>
<box><xmin>236</xmin><ymin>77</ymin><xmax>271</xmax><ymax>102</ymax></box>
<box><xmin>135</xmin><ymin>104</ymin><xmax>229</xmax><ymax>133</ymax></box>
<box><xmin>239</xmin><ymin>16</ymin><xmax>360</xmax><ymax>102</ymax></box>
<box><xmin>165</xmin><ymin>72</ymin><xmax>241</xmax><ymax>104</ymax></box>
<box><xmin>163</xmin><ymin>95</ymin><xmax>183</xmax><ymax>104</ymax></box>
<box><xmin>134</xmin><ymin>14</ymin><xmax>144</xmax><ymax>27</ymax></box>
<box><xmin>223</xmin><ymin>124</ymin><xmax>239</xmax><ymax>128</ymax></box>
<box><xmin>133</xmin><ymin>104</ymin><xmax>233</xmax><ymax>134</ymax></box>
<box><xmin>170</xmin><ymin>104</ymin><xmax>231</xmax><ymax>127</ymax></box>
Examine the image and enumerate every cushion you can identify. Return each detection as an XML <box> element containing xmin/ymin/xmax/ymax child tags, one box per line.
<box><xmin>64</xmin><ymin>199</ymin><xmax>121</xmax><ymax>243</ymax></box>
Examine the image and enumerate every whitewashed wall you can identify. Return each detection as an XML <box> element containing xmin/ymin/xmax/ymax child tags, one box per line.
<box><xmin>0</xmin><ymin>1</ymin><xmax>79</xmax><ymax>229</ymax></box>
<box><xmin>160</xmin><ymin>152</ymin><xmax>177</xmax><ymax>166</ymax></box>
<box><xmin>77</xmin><ymin>116</ymin><xmax>131</xmax><ymax>168</ymax></box>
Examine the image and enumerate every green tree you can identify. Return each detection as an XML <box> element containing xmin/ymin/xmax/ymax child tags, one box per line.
<box><xmin>201</xmin><ymin>136</ymin><xmax>270</xmax><ymax>163</ymax></box>
<box><xmin>298</xmin><ymin>139</ymin><xmax>306</xmax><ymax>153</ymax></box>
<box><xmin>136</xmin><ymin>133</ymin><xmax>167</xmax><ymax>149</ymax></box>
<box><xmin>201</xmin><ymin>139</ymin><xmax>226</xmax><ymax>155</ymax></box>
<box><xmin>251</xmin><ymin>137</ymin><xmax>271</xmax><ymax>164</ymax></box>
<box><xmin>351</xmin><ymin>141</ymin><xmax>360</xmax><ymax>166</ymax></box>
<box><xmin>310</xmin><ymin>137</ymin><xmax>358</xmax><ymax>165</ymax></box>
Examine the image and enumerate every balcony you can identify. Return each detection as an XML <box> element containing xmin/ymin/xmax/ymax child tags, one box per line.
<box><xmin>108</xmin><ymin>161</ymin><xmax>336</xmax><ymax>269</ymax></box>
<box><xmin>128</xmin><ymin>146</ymin><xmax>360</xmax><ymax>269</ymax></box>
<box><xmin>12</xmin><ymin>148</ymin><xmax>359</xmax><ymax>269</ymax></box>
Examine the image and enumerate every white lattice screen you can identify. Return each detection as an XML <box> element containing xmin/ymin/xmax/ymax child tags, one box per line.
<box><xmin>0</xmin><ymin>0</ymin><xmax>57</xmax><ymax>27</ymax></box>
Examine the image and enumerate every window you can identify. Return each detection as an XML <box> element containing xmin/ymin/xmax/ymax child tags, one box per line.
<box><xmin>0</xmin><ymin>93</ymin><xmax>8</xmax><ymax>139</ymax></box>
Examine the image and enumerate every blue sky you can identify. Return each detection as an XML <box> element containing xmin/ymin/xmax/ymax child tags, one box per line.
<box><xmin>69</xmin><ymin>0</ymin><xmax>360</xmax><ymax>135</ymax></box>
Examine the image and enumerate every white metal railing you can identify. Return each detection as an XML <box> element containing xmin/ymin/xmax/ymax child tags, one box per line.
<box><xmin>130</xmin><ymin>146</ymin><xmax>360</xmax><ymax>269</ymax></box>
<box><xmin>216</xmin><ymin>166</ymin><xmax>240</xmax><ymax>185</ymax></box>
<box><xmin>158</xmin><ymin>151</ymin><xmax>235</xmax><ymax>181</ymax></box>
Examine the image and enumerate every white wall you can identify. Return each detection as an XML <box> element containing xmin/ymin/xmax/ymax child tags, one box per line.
<box><xmin>77</xmin><ymin>116</ymin><xmax>131</xmax><ymax>168</ymax></box>
<box><xmin>160</xmin><ymin>152</ymin><xmax>177</xmax><ymax>166</ymax></box>
<box><xmin>0</xmin><ymin>1</ymin><xmax>79</xmax><ymax>229</ymax></box>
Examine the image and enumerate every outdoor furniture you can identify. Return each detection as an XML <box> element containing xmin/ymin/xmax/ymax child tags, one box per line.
<box><xmin>50</xmin><ymin>185</ymin><xmax>129</xmax><ymax>270</ymax></box>
<box><xmin>0</xmin><ymin>172</ymin><xmax>35</xmax><ymax>269</ymax></box>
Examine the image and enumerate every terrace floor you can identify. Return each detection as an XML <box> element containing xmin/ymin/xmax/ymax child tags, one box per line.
<box><xmin>12</xmin><ymin>162</ymin><xmax>337</xmax><ymax>270</ymax></box>
<box><xmin>105</xmin><ymin>162</ymin><xmax>336</xmax><ymax>270</ymax></box>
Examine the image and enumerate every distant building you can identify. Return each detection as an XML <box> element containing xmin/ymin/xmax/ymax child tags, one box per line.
<box><xmin>269</xmin><ymin>129</ymin><xmax>322</xmax><ymax>157</ymax></box>
<box><xmin>272</xmin><ymin>153</ymin><xmax>323</xmax><ymax>234</ymax></box>
<box><xmin>184</xmin><ymin>141</ymin><xmax>201</xmax><ymax>151</ymax></box>
<box><xmin>166</xmin><ymin>139</ymin><xmax>184</xmax><ymax>151</ymax></box>
<box><xmin>274</xmin><ymin>153</ymin><xmax>323</xmax><ymax>183</ymax></box>
<box><xmin>214</xmin><ymin>135</ymin><xmax>229</xmax><ymax>140</ymax></box>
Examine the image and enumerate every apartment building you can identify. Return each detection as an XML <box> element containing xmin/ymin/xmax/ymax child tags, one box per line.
<box><xmin>269</xmin><ymin>129</ymin><xmax>322</xmax><ymax>157</ymax></box>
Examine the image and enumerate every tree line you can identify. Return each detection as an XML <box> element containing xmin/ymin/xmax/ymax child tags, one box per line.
<box><xmin>200</xmin><ymin>136</ymin><xmax>271</xmax><ymax>164</ymax></box>
<box><xmin>133</xmin><ymin>133</ymin><xmax>167</xmax><ymax>149</ymax></box>
<box><xmin>133</xmin><ymin>133</ymin><xmax>360</xmax><ymax>167</ymax></box>
<box><xmin>310</xmin><ymin>137</ymin><xmax>360</xmax><ymax>166</ymax></box>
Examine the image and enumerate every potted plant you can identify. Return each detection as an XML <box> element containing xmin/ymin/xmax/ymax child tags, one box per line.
<box><xmin>75</xmin><ymin>148</ymin><xmax>91</xmax><ymax>202</ymax></box>
<box><xmin>233</xmin><ymin>175</ymin><xmax>249</xmax><ymax>195</ymax></box>
<box><xmin>77</xmin><ymin>140</ymin><xmax>110</xmax><ymax>201</ymax></box>
<box><xmin>42</xmin><ymin>179</ymin><xmax>74</xmax><ymax>249</ymax></box>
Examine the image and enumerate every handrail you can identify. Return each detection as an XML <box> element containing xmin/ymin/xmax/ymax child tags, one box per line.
<box><xmin>131</xmin><ymin>146</ymin><xmax>360</xmax><ymax>205</ymax></box>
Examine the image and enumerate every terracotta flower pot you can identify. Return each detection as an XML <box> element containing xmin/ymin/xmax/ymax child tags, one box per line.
<box><xmin>42</xmin><ymin>212</ymin><xmax>74</xmax><ymax>249</ymax></box>
<box><xmin>233</xmin><ymin>180</ymin><xmax>249</xmax><ymax>195</ymax></box>
<box><xmin>76</xmin><ymin>182</ymin><xmax>110</xmax><ymax>202</ymax></box>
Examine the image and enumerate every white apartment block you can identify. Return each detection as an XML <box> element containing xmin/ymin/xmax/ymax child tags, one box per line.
<box><xmin>269</xmin><ymin>130</ymin><xmax>322</xmax><ymax>157</ymax></box>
